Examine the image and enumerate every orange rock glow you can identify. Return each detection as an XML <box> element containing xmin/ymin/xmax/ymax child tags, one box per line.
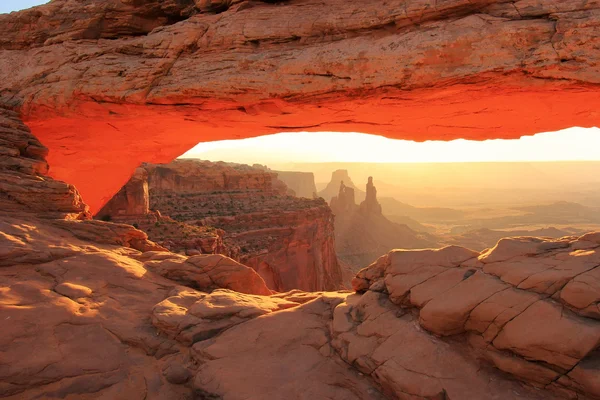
<box><xmin>26</xmin><ymin>79</ymin><xmax>600</xmax><ymax>213</ymax></box>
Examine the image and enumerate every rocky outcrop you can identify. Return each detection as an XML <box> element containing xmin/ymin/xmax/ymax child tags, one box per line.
<box><xmin>331</xmin><ymin>176</ymin><xmax>439</xmax><ymax>274</ymax></box>
<box><xmin>96</xmin><ymin>167</ymin><xmax>150</xmax><ymax>220</ymax></box>
<box><xmin>330</xmin><ymin>180</ymin><xmax>357</xmax><ymax>215</ymax></box>
<box><xmin>0</xmin><ymin>213</ymin><xmax>272</xmax><ymax>399</ymax></box>
<box><xmin>319</xmin><ymin>170</ymin><xmax>365</xmax><ymax>203</ymax></box>
<box><xmin>141</xmin><ymin>252</ymin><xmax>272</xmax><ymax>296</ymax></box>
<box><xmin>3</xmin><ymin>0</ymin><xmax>600</xmax><ymax>212</ymax></box>
<box><xmin>100</xmin><ymin>159</ymin><xmax>343</xmax><ymax>292</ymax></box>
<box><xmin>351</xmin><ymin>235</ymin><xmax>600</xmax><ymax>398</ymax></box>
<box><xmin>140</xmin><ymin>233</ymin><xmax>600</xmax><ymax>400</ymax></box>
<box><xmin>359</xmin><ymin>176</ymin><xmax>383</xmax><ymax>215</ymax></box>
<box><xmin>0</xmin><ymin>104</ymin><xmax>89</xmax><ymax>220</ymax></box>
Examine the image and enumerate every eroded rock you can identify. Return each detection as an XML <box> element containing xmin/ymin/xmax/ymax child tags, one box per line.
<box><xmin>349</xmin><ymin>233</ymin><xmax>600</xmax><ymax>399</ymax></box>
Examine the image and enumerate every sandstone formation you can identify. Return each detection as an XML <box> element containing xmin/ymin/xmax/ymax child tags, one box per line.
<box><xmin>0</xmin><ymin>104</ymin><xmax>89</xmax><ymax>220</ymax></box>
<box><xmin>359</xmin><ymin>176</ymin><xmax>383</xmax><ymax>215</ymax></box>
<box><xmin>319</xmin><ymin>169</ymin><xmax>365</xmax><ymax>203</ymax></box>
<box><xmin>144</xmin><ymin>233</ymin><xmax>600</xmax><ymax>400</ymax></box>
<box><xmin>96</xmin><ymin>167</ymin><xmax>150</xmax><ymax>219</ymax></box>
<box><xmin>2</xmin><ymin>107</ymin><xmax>600</xmax><ymax>399</ymax></box>
<box><xmin>99</xmin><ymin>159</ymin><xmax>343</xmax><ymax>292</ymax></box>
<box><xmin>330</xmin><ymin>180</ymin><xmax>358</xmax><ymax>215</ymax></box>
<box><xmin>350</xmin><ymin>234</ymin><xmax>600</xmax><ymax>399</ymax></box>
<box><xmin>330</xmin><ymin>176</ymin><xmax>439</xmax><ymax>273</ymax></box>
<box><xmin>96</xmin><ymin>163</ymin><xmax>227</xmax><ymax>257</ymax></box>
<box><xmin>5</xmin><ymin>0</ymin><xmax>599</xmax><ymax>211</ymax></box>
<box><xmin>271</xmin><ymin>170</ymin><xmax>317</xmax><ymax>199</ymax></box>
<box><xmin>2</xmin><ymin>1</ymin><xmax>600</xmax><ymax>399</ymax></box>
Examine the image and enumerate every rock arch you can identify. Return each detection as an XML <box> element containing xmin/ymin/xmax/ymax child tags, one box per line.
<box><xmin>1</xmin><ymin>0</ymin><xmax>599</xmax><ymax>212</ymax></box>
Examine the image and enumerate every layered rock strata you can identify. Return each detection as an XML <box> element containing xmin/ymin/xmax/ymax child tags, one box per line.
<box><xmin>99</xmin><ymin>159</ymin><xmax>343</xmax><ymax>292</ymax></box>
<box><xmin>4</xmin><ymin>0</ymin><xmax>600</xmax><ymax>211</ymax></box>
<box><xmin>349</xmin><ymin>234</ymin><xmax>600</xmax><ymax>399</ymax></box>
<box><xmin>0</xmin><ymin>104</ymin><xmax>89</xmax><ymax>220</ymax></box>
<box><xmin>2</xmin><ymin>109</ymin><xmax>600</xmax><ymax>399</ymax></box>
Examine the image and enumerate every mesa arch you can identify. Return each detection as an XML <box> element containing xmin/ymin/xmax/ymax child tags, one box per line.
<box><xmin>1</xmin><ymin>0</ymin><xmax>600</xmax><ymax>212</ymax></box>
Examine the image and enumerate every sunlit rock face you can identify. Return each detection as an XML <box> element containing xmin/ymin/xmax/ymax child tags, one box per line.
<box><xmin>1</xmin><ymin>0</ymin><xmax>600</xmax><ymax>212</ymax></box>
<box><xmin>99</xmin><ymin>159</ymin><xmax>344</xmax><ymax>292</ymax></box>
<box><xmin>4</xmin><ymin>90</ymin><xmax>600</xmax><ymax>400</ymax></box>
<box><xmin>0</xmin><ymin>104</ymin><xmax>89</xmax><ymax>220</ymax></box>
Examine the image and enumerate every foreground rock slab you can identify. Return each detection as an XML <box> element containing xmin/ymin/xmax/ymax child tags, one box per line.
<box><xmin>352</xmin><ymin>235</ymin><xmax>600</xmax><ymax>399</ymax></box>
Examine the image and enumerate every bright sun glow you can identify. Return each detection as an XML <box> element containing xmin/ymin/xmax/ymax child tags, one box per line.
<box><xmin>180</xmin><ymin>127</ymin><xmax>600</xmax><ymax>164</ymax></box>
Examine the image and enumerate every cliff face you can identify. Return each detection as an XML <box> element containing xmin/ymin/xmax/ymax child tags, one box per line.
<box><xmin>96</xmin><ymin>167</ymin><xmax>150</xmax><ymax>219</ymax></box>
<box><xmin>100</xmin><ymin>159</ymin><xmax>343</xmax><ymax>292</ymax></box>
<box><xmin>0</xmin><ymin>104</ymin><xmax>89</xmax><ymax>220</ymax></box>
<box><xmin>146</xmin><ymin>160</ymin><xmax>288</xmax><ymax>195</ymax></box>
<box><xmin>203</xmin><ymin>205</ymin><xmax>340</xmax><ymax>292</ymax></box>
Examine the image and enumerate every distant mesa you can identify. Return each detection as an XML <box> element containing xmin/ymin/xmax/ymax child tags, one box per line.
<box><xmin>252</xmin><ymin>164</ymin><xmax>318</xmax><ymax>198</ymax></box>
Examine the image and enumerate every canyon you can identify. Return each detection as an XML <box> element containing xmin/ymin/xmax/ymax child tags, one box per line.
<box><xmin>1</xmin><ymin>1</ymin><xmax>600</xmax><ymax>399</ymax></box>
<box><xmin>2</xmin><ymin>105</ymin><xmax>600</xmax><ymax>399</ymax></box>
<box><xmin>98</xmin><ymin>159</ymin><xmax>343</xmax><ymax>292</ymax></box>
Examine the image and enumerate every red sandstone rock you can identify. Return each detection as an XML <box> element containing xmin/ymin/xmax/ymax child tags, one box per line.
<box><xmin>139</xmin><ymin>160</ymin><xmax>343</xmax><ymax>292</ymax></box>
<box><xmin>96</xmin><ymin>167</ymin><xmax>150</xmax><ymax>219</ymax></box>
<box><xmin>351</xmin><ymin>233</ymin><xmax>600</xmax><ymax>399</ymax></box>
<box><xmin>0</xmin><ymin>105</ymin><xmax>89</xmax><ymax>220</ymax></box>
<box><xmin>0</xmin><ymin>217</ymin><xmax>195</xmax><ymax>399</ymax></box>
<box><xmin>2</xmin><ymin>1</ymin><xmax>600</xmax><ymax>211</ymax></box>
<box><xmin>152</xmin><ymin>288</ymin><xmax>299</xmax><ymax>344</ymax></box>
<box><xmin>142</xmin><ymin>252</ymin><xmax>272</xmax><ymax>296</ymax></box>
<box><xmin>331</xmin><ymin>176</ymin><xmax>440</xmax><ymax>275</ymax></box>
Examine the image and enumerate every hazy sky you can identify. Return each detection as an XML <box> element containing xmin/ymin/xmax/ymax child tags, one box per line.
<box><xmin>180</xmin><ymin>127</ymin><xmax>600</xmax><ymax>164</ymax></box>
<box><xmin>0</xmin><ymin>0</ymin><xmax>48</xmax><ymax>14</ymax></box>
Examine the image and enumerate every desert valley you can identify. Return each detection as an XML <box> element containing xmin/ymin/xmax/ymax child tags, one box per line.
<box><xmin>2</xmin><ymin>0</ymin><xmax>600</xmax><ymax>399</ymax></box>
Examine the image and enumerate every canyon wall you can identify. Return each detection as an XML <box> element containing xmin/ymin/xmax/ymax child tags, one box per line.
<box><xmin>251</xmin><ymin>164</ymin><xmax>317</xmax><ymax>198</ymax></box>
<box><xmin>100</xmin><ymin>159</ymin><xmax>343</xmax><ymax>292</ymax></box>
